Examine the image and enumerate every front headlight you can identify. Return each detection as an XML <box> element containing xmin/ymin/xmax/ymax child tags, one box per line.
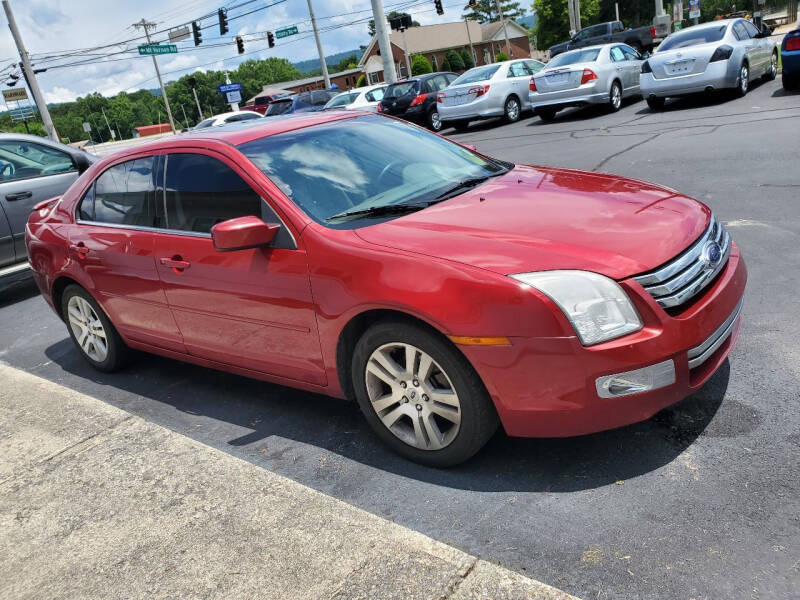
<box><xmin>510</xmin><ymin>270</ymin><xmax>642</xmax><ymax>345</ymax></box>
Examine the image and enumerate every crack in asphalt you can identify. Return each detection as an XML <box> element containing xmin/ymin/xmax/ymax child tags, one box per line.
<box><xmin>592</xmin><ymin>133</ymin><xmax>664</xmax><ymax>172</ymax></box>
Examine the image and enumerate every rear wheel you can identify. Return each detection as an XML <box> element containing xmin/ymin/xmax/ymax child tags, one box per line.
<box><xmin>352</xmin><ymin>320</ymin><xmax>498</xmax><ymax>467</ymax></box>
<box><xmin>537</xmin><ymin>108</ymin><xmax>557</xmax><ymax>121</ymax></box>
<box><xmin>427</xmin><ymin>108</ymin><xmax>443</xmax><ymax>132</ymax></box>
<box><xmin>503</xmin><ymin>96</ymin><xmax>521</xmax><ymax>123</ymax></box>
<box><xmin>609</xmin><ymin>80</ymin><xmax>623</xmax><ymax>112</ymax></box>
<box><xmin>763</xmin><ymin>51</ymin><xmax>778</xmax><ymax>81</ymax></box>
<box><xmin>784</xmin><ymin>72</ymin><xmax>798</xmax><ymax>90</ymax></box>
<box><xmin>646</xmin><ymin>96</ymin><xmax>665</xmax><ymax>110</ymax></box>
<box><xmin>62</xmin><ymin>284</ymin><xmax>130</xmax><ymax>372</ymax></box>
<box><xmin>735</xmin><ymin>62</ymin><xmax>749</xmax><ymax>97</ymax></box>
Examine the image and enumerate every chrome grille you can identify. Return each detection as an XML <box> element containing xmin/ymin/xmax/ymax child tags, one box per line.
<box><xmin>633</xmin><ymin>216</ymin><xmax>731</xmax><ymax>309</ymax></box>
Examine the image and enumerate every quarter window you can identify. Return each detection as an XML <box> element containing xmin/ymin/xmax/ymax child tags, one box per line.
<box><xmin>732</xmin><ymin>22</ymin><xmax>749</xmax><ymax>41</ymax></box>
<box><xmin>163</xmin><ymin>154</ymin><xmax>263</xmax><ymax>233</ymax></box>
<box><xmin>79</xmin><ymin>157</ymin><xmax>157</xmax><ymax>226</ymax></box>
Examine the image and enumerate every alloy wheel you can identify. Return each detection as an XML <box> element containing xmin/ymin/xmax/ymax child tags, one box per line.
<box><xmin>67</xmin><ymin>296</ymin><xmax>108</xmax><ymax>362</ymax></box>
<box><xmin>611</xmin><ymin>83</ymin><xmax>622</xmax><ymax>110</ymax></box>
<box><xmin>429</xmin><ymin>110</ymin><xmax>442</xmax><ymax>131</ymax></box>
<box><xmin>505</xmin><ymin>98</ymin><xmax>520</xmax><ymax>121</ymax></box>
<box><xmin>364</xmin><ymin>342</ymin><xmax>461</xmax><ymax>451</ymax></box>
<box><xmin>770</xmin><ymin>53</ymin><xmax>777</xmax><ymax>78</ymax></box>
<box><xmin>740</xmin><ymin>65</ymin><xmax>749</xmax><ymax>94</ymax></box>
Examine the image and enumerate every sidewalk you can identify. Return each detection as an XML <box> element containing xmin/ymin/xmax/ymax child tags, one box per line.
<box><xmin>0</xmin><ymin>363</ymin><xmax>578</xmax><ymax>600</ymax></box>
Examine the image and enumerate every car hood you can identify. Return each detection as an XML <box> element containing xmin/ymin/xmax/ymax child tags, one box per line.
<box><xmin>355</xmin><ymin>165</ymin><xmax>710</xmax><ymax>280</ymax></box>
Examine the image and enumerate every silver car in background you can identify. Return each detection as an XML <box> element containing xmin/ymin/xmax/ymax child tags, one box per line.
<box><xmin>529</xmin><ymin>44</ymin><xmax>644</xmax><ymax>121</ymax></box>
<box><xmin>436</xmin><ymin>59</ymin><xmax>545</xmax><ymax>131</ymax></box>
<box><xmin>640</xmin><ymin>18</ymin><xmax>777</xmax><ymax>109</ymax></box>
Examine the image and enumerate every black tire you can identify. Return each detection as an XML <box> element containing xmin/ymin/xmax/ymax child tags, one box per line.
<box><xmin>503</xmin><ymin>95</ymin><xmax>521</xmax><ymax>123</ymax></box>
<box><xmin>735</xmin><ymin>61</ymin><xmax>749</xmax><ymax>97</ymax></box>
<box><xmin>783</xmin><ymin>72</ymin><xmax>798</xmax><ymax>91</ymax></box>
<box><xmin>646</xmin><ymin>96</ymin><xmax>665</xmax><ymax>110</ymax></box>
<box><xmin>537</xmin><ymin>108</ymin><xmax>557</xmax><ymax>121</ymax></box>
<box><xmin>352</xmin><ymin>320</ymin><xmax>499</xmax><ymax>467</ymax></box>
<box><xmin>61</xmin><ymin>284</ymin><xmax>130</xmax><ymax>372</ymax></box>
<box><xmin>763</xmin><ymin>51</ymin><xmax>778</xmax><ymax>81</ymax></box>
<box><xmin>452</xmin><ymin>120</ymin><xmax>470</xmax><ymax>132</ymax></box>
<box><xmin>427</xmin><ymin>108</ymin><xmax>443</xmax><ymax>132</ymax></box>
<box><xmin>609</xmin><ymin>80</ymin><xmax>623</xmax><ymax>112</ymax></box>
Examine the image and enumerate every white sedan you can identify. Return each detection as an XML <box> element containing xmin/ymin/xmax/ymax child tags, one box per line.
<box><xmin>322</xmin><ymin>84</ymin><xmax>387</xmax><ymax>112</ymax></box>
<box><xmin>193</xmin><ymin>110</ymin><xmax>265</xmax><ymax>129</ymax></box>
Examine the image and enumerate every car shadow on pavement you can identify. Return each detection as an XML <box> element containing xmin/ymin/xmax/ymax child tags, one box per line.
<box><xmin>526</xmin><ymin>98</ymin><xmax>644</xmax><ymax>126</ymax></box>
<box><xmin>0</xmin><ymin>279</ymin><xmax>40</xmax><ymax>309</ymax></box>
<box><xmin>634</xmin><ymin>80</ymin><xmax>772</xmax><ymax>114</ymax></box>
<box><xmin>772</xmin><ymin>86</ymin><xmax>799</xmax><ymax>97</ymax></box>
<box><xmin>42</xmin><ymin>337</ymin><xmax>730</xmax><ymax>493</ymax></box>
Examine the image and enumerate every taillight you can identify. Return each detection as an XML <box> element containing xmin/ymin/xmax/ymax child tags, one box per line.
<box><xmin>377</xmin><ymin>102</ymin><xmax>383</xmax><ymax>112</ymax></box>
<box><xmin>468</xmin><ymin>85</ymin><xmax>490</xmax><ymax>97</ymax></box>
<box><xmin>580</xmin><ymin>69</ymin><xmax>598</xmax><ymax>84</ymax></box>
<box><xmin>786</xmin><ymin>34</ymin><xmax>800</xmax><ymax>51</ymax></box>
<box><xmin>641</xmin><ymin>60</ymin><xmax>652</xmax><ymax>74</ymax></box>
<box><xmin>436</xmin><ymin>92</ymin><xmax>445</xmax><ymax>103</ymax></box>
<box><xmin>650</xmin><ymin>26</ymin><xmax>656</xmax><ymax>38</ymax></box>
<box><xmin>710</xmin><ymin>45</ymin><xmax>733</xmax><ymax>62</ymax></box>
<box><xmin>409</xmin><ymin>93</ymin><xmax>428</xmax><ymax>107</ymax></box>
<box><xmin>529</xmin><ymin>77</ymin><xmax>537</xmax><ymax>92</ymax></box>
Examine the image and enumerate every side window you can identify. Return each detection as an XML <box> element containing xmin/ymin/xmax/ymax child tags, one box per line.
<box><xmin>163</xmin><ymin>154</ymin><xmax>263</xmax><ymax>234</ymax></box>
<box><xmin>610</xmin><ymin>46</ymin><xmax>626</xmax><ymax>62</ymax></box>
<box><xmin>732</xmin><ymin>22</ymin><xmax>749</xmax><ymax>41</ymax></box>
<box><xmin>365</xmin><ymin>88</ymin><xmax>385</xmax><ymax>102</ymax></box>
<box><xmin>0</xmin><ymin>140</ymin><xmax>76</xmax><ymax>182</ymax></box>
<box><xmin>525</xmin><ymin>60</ymin><xmax>544</xmax><ymax>74</ymax></box>
<box><xmin>85</xmin><ymin>157</ymin><xmax>156</xmax><ymax>226</ymax></box>
<box><xmin>621</xmin><ymin>45</ymin><xmax>640</xmax><ymax>60</ymax></box>
<box><xmin>295</xmin><ymin>93</ymin><xmax>312</xmax><ymax>109</ymax></box>
<box><xmin>742</xmin><ymin>20</ymin><xmax>759</xmax><ymax>38</ymax></box>
<box><xmin>310</xmin><ymin>91</ymin><xmax>329</xmax><ymax>106</ymax></box>
<box><xmin>612</xmin><ymin>22</ymin><xmax>624</xmax><ymax>33</ymax></box>
<box><xmin>507</xmin><ymin>62</ymin><xmax>530</xmax><ymax>77</ymax></box>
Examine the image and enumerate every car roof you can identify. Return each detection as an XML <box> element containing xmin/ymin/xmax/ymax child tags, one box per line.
<box><xmin>680</xmin><ymin>18</ymin><xmax>735</xmax><ymax>30</ymax></box>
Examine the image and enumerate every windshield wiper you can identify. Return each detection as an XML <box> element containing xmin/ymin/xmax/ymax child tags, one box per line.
<box><xmin>326</xmin><ymin>202</ymin><xmax>428</xmax><ymax>223</ymax></box>
<box><xmin>434</xmin><ymin>176</ymin><xmax>492</xmax><ymax>201</ymax></box>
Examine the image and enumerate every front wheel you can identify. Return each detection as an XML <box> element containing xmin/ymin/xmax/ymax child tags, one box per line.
<box><xmin>352</xmin><ymin>320</ymin><xmax>498</xmax><ymax>467</ymax></box>
<box><xmin>763</xmin><ymin>51</ymin><xmax>778</xmax><ymax>81</ymax></box>
<box><xmin>646</xmin><ymin>96</ymin><xmax>665</xmax><ymax>110</ymax></box>
<box><xmin>735</xmin><ymin>62</ymin><xmax>749</xmax><ymax>97</ymax></box>
<box><xmin>427</xmin><ymin>108</ymin><xmax>443</xmax><ymax>132</ymax></box>
<box><xmin>503</xmin><ymin>96</ymin><xmax>521</xmax><ymax>123</ymax></box>
<box><xmin>609</xmin><ymin>80</ymin><xmax>622</xmax><ymax>112</ymax></box>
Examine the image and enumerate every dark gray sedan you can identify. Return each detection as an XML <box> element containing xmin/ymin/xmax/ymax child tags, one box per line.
<box><xmin>0</xmin><ymin>134</ymin><xmax>93</xmax><ymax>290</ymax></box>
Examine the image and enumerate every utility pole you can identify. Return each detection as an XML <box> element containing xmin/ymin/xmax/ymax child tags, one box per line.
<box><xmin>306</xmin><ymin>0</ymin><xmax>330</xmax><ymax>88</ymax></box>
<box><xmin>180</xmin><ymin>104</ymin><xmax>189</xmax><ymax>129</ymax></box>
<box><xmin>400</xmin><ymin>27</ymin><xmax>411</xmax><ymax>77</ymax></box>
<box><xmin>370</xmin><ymin>0</ymin><xmax>397</xmax><ymax>84</ymax></box>
<box><xmin>100</xmin><ymin>106</ymin><xmax>115</xmax><ymax>139</ymax></box>
<box><xmin>2</xmin><ymin>0</ymin><xmax>59</xmax><ymax>141</ymax></box>
<box><xmin>567</xmin><ymin>0</ymin><xmax>582</xmax><ymax>36</ymax></box>
<box><xmin>464</xmin><ymin>18</ymin><xmax>476</xmax><ymax>65</ymax></box>
<box><xmin>494</xmin><ymin>0</ymin><xmax>512</xmax><ymax>57</ymax></box>
<box><xmin>133</xmin><ymin>18</ymin><xmax>176</xmax><ymax>133</ymax></box>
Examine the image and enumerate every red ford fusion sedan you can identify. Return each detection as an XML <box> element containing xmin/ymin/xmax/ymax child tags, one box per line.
<box><xmin>25</xmin><ymin>112</ymin><xmax>746</xmax><ymax>467</ymax></box>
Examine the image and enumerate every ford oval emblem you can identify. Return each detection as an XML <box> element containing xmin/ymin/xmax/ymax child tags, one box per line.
<box><xmin>702</xmin><ymin>241</ymin><xmax>722</xmax><ymax>269</ymax></box>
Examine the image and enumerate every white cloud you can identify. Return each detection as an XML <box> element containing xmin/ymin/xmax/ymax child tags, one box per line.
<box><xmin>44</xmin><ymin>85</ymin><xmax>79</xmax><ymax>104</ymax></box>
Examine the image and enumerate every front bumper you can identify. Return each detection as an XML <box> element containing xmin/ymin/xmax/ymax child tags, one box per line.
<box><xmin>460</xmin><ymin>244</ymin><xmax>747</xmax><ymax>438</ymax></box>
<box><xmin>641</xmin><ymin>60</ymin><xmax>738</xmax><ymax>97</ymax></box>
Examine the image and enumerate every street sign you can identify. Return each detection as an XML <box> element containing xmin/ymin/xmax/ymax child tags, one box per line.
<box><xmin>82</xmin><ymin>122</ymin><xmax>92</xmax><ymax>132</ymax></box>
<box><xmin>168</xmin><ymin>26</ymin><xmax>190</xmax><ymax>42</ymax></box>
<box><xmin>275</xmin><ymin>25</ymin><xmax>298</xmax><ymax>39</ymax></box>
<box><xmin>688</xmin><ymin>0</ymin><xmax>700</xmax><ymax>19</ymax></box>
<box><xmin>2</xmin><ymin>87</ymin><xmax>28</xmax><ymax>102</ymax></box>
<box><xmin>8</xmin><ymin>104</ymin><xmax>35</xmax><ymax>122</ymax></box>
<box><xmin>218</xmin><ymin>82</ymin><xmax>242</xmax><ymax>94</ymax></box>
<box><xmin>226</xmin><ymin>90</ymin><xmax>242</xmax><ymax>104</ymax></box>
<box><xmin>138</xmin><ymin>44</ymin><xmax>178</xmax><ymax>56</ymax></box>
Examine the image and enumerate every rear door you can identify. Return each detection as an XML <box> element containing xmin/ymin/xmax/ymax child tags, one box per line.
<box><xmin>620</xmin><ymin>45</ymin><xmax>643</xmax><ymax>93</ymax></box>
<box><xmin>507</xmin><ymin>61</ymin><xmax>534</xmax><ymax>107</ymax></box>
<box><xmin>742</xmin><ymin>19</ymin><xmax>768</xmax><ymax>73</ymax></box>
<box><xmin>0</xmin><ymin>139</ymin><xmax>80</xmax><ymax>261</ymax></box>
<box><xmin>0</xmin><ymin>201</ymin><xmax>12</xmax><ymax>268</ymax></box>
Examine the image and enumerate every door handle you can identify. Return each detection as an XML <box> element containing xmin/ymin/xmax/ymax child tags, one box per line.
<box><xmin>160</xmin><ymin>256</ymin><xmax>191</xmax><ymax>271</ymax></box>
<box><xmin>69</xmin><ymin>243</ymin><xmax>89</xmax><ymax>256</ymax></box>
<box><xmin>5</xmin><ymin>191</ymin><xmax>32</xmax><ymax>201</ymax></box>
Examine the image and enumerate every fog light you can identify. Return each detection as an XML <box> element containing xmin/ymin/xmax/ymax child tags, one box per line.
<box><xmin>595</xmin><ymin>359</ymin><xmax>675</xmax><ymax>398</ymax></box>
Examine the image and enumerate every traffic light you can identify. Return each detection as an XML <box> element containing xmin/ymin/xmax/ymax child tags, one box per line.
<box><xmin>218</xmin><ymin>9</ymin><xmax>229</xmax><ymax>35</ymax></box>
<box><xmin>236</xmin><ymin>36</ymin><xmax>244</xmax><ymax>54</ymax></box>
<box><xmin>192</xmin><ymin>21</ymin><xmax>202</xmax><ymax>46</ymax></box>
<box><xmin>434</xmin><ymin>0</ymin><xmax>444</xmax><ymax>15</ymax></box>
<box><xmin>267</xmin><ymin>31</ymin><xmax>275</xmax><ymax>48</ymax></box>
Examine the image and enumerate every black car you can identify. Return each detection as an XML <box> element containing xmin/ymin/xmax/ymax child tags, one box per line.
<box><xmin>265</xmin><ymin>90</ymin><xmax>340</xmax><ymax>116</ymax></box>
<box><xmin>378</xmin><ymin>72</ymin><xmax>458</xmax><ymax>132</ymax></box>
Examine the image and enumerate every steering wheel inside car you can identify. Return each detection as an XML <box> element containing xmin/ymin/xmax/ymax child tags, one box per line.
<box><xmin>0</xmin><ymin>162</ymin><xmax>15</xmax><ymax>179</ymax></box>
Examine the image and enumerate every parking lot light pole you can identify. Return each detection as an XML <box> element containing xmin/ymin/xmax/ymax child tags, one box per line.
<box><xmin>370</xmin><ymin>0</ymin><xmax>397</xmax><ymax>84</ymax></box>
<box><xmin>306</xmin><ymin>0</ymin><xmax>331</xmax><ymax>89</ymax></box>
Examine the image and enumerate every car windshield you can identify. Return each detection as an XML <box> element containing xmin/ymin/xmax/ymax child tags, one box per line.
<box><xmin>266</xmin><ymin>100</ymin><xmax>292</xmax><ymax>116</ymax></box>
<box><xmin>194</xmin><ymin>118</ymin><xmax>216</xmax><ymax>129</ymax></box>
<box><xmin>659</xmin><ymin>25</ymin><xmax>727</xmax><ymax>51</ymax></box>
<box><xmin>239</xmin><ymin>115</ymin><xmax>511</xmax><ymax>227</ymax></box>
<box><xmin>384</xmin><ymin>81</ymin><xmax>417</xmax><ymax>98</ymax></box>
<box><xmin>547</xmin><ymin>48</ymin><xmax>601</xmax><ymax>67</ymax></box>
<box><xmin>325</xmin><ymin>92</ymin><xmax>359</xmax><ymax>108</ymax></box>
<box><xmin>452</xmin><ymin>65</ymin><xmax>501</xmax><ymax>85</ymax></box>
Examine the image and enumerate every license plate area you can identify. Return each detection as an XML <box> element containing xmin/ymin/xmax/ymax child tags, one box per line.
<box><xmin>667</xmin><ymin>59</ymin><xmax>695</xmax><ymax>75</ymax></box>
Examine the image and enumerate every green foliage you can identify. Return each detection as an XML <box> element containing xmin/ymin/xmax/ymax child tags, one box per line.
<box><xmin>495</xmin><ymin>51</ymin><xmax>509</xmax><ymax>62</ymax></box>
<box><xmin>460</xmin><ymin>48</ymin><xmax>475</xmax><ymax>69</ymax></box>
<box><xmin>369</xmin><ymin>11</ymin><xmax>420</xmax><ymax>36</ymax></box>
<box><xmin>463</xmin><ymin>1</ymin><xmax>525</xmax><ymax>23</ymax></box>
<box><xmin>445</xmin><ymin>50</ymin><xmax>465</xmax><ymax>72</ymax></box>
<box><xmin>410</xmin><ymin>54</ymin><xmax>433</xmax><ymax>76</ymax></box>
<box><xmin>332</xmin><ymin>54</ymin><xmax>360</xmax><ymax>72</ymax></box>
<box><xmin>356</xmin><ymin>74</ymin><xmax>366</xmax><ymax>87</ymax></box>
<box><xmin>441</xmin><ymin>57</ymin><xmax>452</xmax><ymax>71</ymax></box>
<box><xmin>533</xmin><ymin>0</ymin><xmax>600</xmax><ymax>50</ymax></box>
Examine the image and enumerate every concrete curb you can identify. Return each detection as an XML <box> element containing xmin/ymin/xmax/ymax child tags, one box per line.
<box><xmin>0</xmin><ymin>363</ymin><xmax>579</xmax><ymax>600</ymax></box>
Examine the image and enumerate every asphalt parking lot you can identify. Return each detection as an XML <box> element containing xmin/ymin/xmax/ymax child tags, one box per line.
<box><xmin>2</xmin><ymin>78</ymin><xmax>799</xmax><ymax>599</ymax></box>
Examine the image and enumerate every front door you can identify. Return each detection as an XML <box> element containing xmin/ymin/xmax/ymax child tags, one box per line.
<box><xmin>154</xmin><ymin>151</ymin><xmax>326</xmax><ymax>385</ymax></box>
<box><xmin>0</xmin><ymin>139</ymin><xmax>80</xmax><ymax>260</ymax></box>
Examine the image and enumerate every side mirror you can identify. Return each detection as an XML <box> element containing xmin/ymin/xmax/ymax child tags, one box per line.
<box><xmin>640</xmin><ymin>51</ymin><xmax>650</xmax><ymax>60</ymax></box>
<box><xmin>72</xmin><ymin>152</ymin><xmax>92</xmax><ymax>174</ymax></box>
<box><xmin>211</xmin><ymin>216</ymin><xmax>279</xmax><ymax>252</ymax></box>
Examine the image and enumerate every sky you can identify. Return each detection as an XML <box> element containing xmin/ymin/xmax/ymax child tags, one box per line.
<box><xmin>0</xmin><ymin>0</ymin><xmax>474</xmax><ymax>104</ymax></box>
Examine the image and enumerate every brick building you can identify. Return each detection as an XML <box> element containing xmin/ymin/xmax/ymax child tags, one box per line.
<box><xmin>358</xmin><ymin>19</ymin><xmax>535</xmax><ymax>84</ymax></box>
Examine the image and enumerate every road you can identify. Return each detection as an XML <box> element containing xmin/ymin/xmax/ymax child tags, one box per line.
<box><xmin>2</xmin><ymin>78</ymin><xmax>799</xmax><ymax>599</ymax></box>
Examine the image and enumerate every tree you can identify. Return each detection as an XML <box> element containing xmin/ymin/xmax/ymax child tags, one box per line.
<box><xmin>495</xmin><ymin>51</ymin><xmax>509</xmax><ymax>62</ymax></box>
<box><xmin>333</xmin><ymin>54</ymin><xmax>360</xmax><ymax>72</ymax></box>
<box><xmin>463</xmin><ymin>1</ymin><xmax>525</xmax><ymax>23</ymax></box>
<box><xmin>368</xmin><ymin>11</ymin><xmax>420</xmax><ymax>36</ymax></box>
<box><xmin>356</xmin><ymin>74</ymin><xmax>366</xmax><ymax>87</ymax></box>
<box><xmin>445</xmin><ymin>50</ymin><xmax>465</xmax><ymax>72</ymax></box>
<box><xmin>460</xmin><ymin>48</ymin><xmax>475</xmax><ymax>69</ymax></box>
<box><xmin>533</xmin><ymin>0</ymin><xmax>600</xmax><ymax>50</ymax></box>
<box><xmin>411</xmin><ymin>54</ymin><xmax>433</xmax><ymax>75</ymax></box>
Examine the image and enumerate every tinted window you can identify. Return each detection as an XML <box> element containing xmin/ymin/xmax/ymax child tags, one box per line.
<box><xmin>82</xmin><ymin>157</ymin><xmax>156</xmax><ymax>226</ymax></box>
<box><xmin>547</xmin><ymin>48</ymin><xmax>601</xmax><ymax>67</ymax></box>
<box><xmin>733</xmin><ymin>21</ymin><xmax>749</xmax><ymax>41</ymax></box>
<box><xmin>384</xmin><ymin>81</ymin><xmax>417</xmax><ymax>98</ymax></box>
<box><xmin>0</xmin><ymin>140</ymin><xmax>76</xmax><ymax>182</ymax></box>
<box><xmin>507</xmin><ymin>62</ymin><xmax>530</xmax><ymax>77</ymax></box>
<box><xmin>325</xmin><ymin>92</ymin><xmax>359</xmax><ymax>108</ymax></box>
<box><xmin>312</xmin><ymin>90</ymin><xmax>336</xmax><ymax>105</ymax></box>
<box><xmin>610</xmin><ymin>46</ymin><xmax>626</xmax><ymax>62</ymax></box>
<box><xmin>525</xmin><ymin>60</ymin><xmax>545</xmax><ymax>74</ymax></box>
<box><xmin>294</xmin><ymin>93</ymin><xmax>312</xmax><ymax>109</ymax></box>
<box><xmin>225</xmin><ymin>112</ymin><xmax>261</xmax><ymax>123</ymax></box>
<box><xmin>266</xmin><ymin>100</ymin><xmax>292</xmax><ymax>116</ymax></box>
<box><xmin>194</xmin><ymin>118</ymin><xmax>216</xmax><ymax>129</ymax></box>
<box><xmin>164</xmin><ymin>154</ymin><xmax>262</xmax><ymax>233</ymax></box>
<box><xmin>612</xmin><ymin>21</ymin><xmax>624</xmax><ymax>33</ymax></box>
<box><xmin>659</xmin><ymin>25</ymin><xmax>727</xmax><ymax>51</ymax></box>
<box><xmin>452</xmin><ymin>65</ymin><xmax>500</xmax><ymax>85</ymax></box>
<box><xmin>620</xmin><ymin>45</ymin><xmax>640</xmax><ymax>60</ymax></box>
<box><xmin>364</xmin><ymin>87</ymin><xmax>385</xmax><ymax>102</ymax></box>
<box><xmin>742</xmin><ymin>20</ymin><xmax>759</xmax><ymax>38</ymax></box>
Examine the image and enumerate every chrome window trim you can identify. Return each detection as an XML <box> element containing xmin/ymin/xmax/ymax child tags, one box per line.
<box><xmin>75</xmin><ymin>220</ymin><xmax>212</xmax><ymax>238</ymax></box>
<box><xmin>687</xmin><ymin>298</ymin><xmax>744</xmax><ymax>369</ymax></box>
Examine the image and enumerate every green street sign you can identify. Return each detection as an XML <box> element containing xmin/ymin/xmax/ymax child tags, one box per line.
<box><xmin>138</xmin><ymin>44</ymin><xmax>178</xmax><ymax>56</ymax></box>
<box><xmin>275</xmin><ymin>26</ymin><xmax>298</xmax><ymax>39</ymax></box>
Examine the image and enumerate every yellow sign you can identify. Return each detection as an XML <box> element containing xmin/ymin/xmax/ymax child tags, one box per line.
<box><xmin>2</xmin><ymin>87</ymin><xmax>28</xmax><ymax>102</ymax></box>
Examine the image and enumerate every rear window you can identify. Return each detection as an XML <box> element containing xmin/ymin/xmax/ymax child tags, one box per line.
<box><xmin>384</xmin><ymin>81</ymin><xmax>417</xmax><ymax>98</ymax></box>
<box><xmin>266</xmin><ymin>100</ymin><xmax>292</xmax><ymax>116</ymax></box>
<box><xmin>659</xmin><ymin>25</ymin><xmax>727</xmax><ymax>51</ymax></box>
<box><xmin>547</xmin><ymin>48</ymin><xmax>601</xmax><ymax>67</ymax></box>
<box><xmin>194</xmin><ymin>118</ymin><xmax>216</xmax><ymax>129</ymax></box>
<box><xmin>451</xmin><ymin>65</ymin><xmax>501</xmax><ymax>85</ymax></box>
